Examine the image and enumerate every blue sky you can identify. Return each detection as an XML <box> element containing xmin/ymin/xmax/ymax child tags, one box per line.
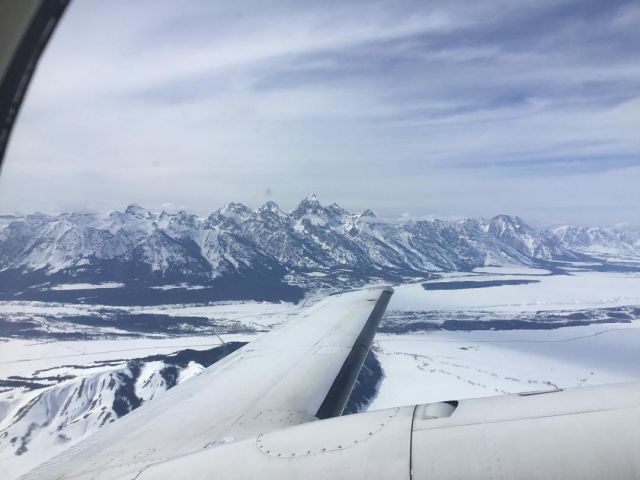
<box><xmin>0</xmin><ymin>0</ymin><xmax>638</xmax><ymax>227</ymax></box>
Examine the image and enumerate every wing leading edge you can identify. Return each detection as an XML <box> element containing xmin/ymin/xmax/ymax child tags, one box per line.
<box><xmin>22</xmin><ymin>286</ymin><xmax>393</xmax><ymax>480</ymax></box>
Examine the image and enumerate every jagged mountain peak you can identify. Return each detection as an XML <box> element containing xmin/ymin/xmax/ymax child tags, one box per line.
<box><xmin>325</xmin><ymin>202</ymin><xmax>350</xmax><ymax>219</ymax></box>
<box><xmin>489</xmin><ymin>214</ymin><xmax>533</xmax><ymax>234</ymax></box>
<box><xmin>293</xmin><ymin>194</ymin><xmax>323</xmax><ymax>214</ymax></box>
<box><xmin>491</xmin><ymin>214</ymin><xmax>526</xmax><ymax>225</ymax></box>
<box><xmin>216</xmin><ymin>202</ymin><xmax>252</xmax><ymax>220</ymax></box>
<box><xmin>159</xmin><ymin>210</ymin><xmax>200</xmax><ymax>231</ymax></box>
<box><xmin>258</xmin><ymin>201</ymin><xmax>285</xmax><ymax>216</ymax></box>
<box><xmin>203</xmin><ymin>203</ymin><xmax>253</xmax><ymax>232</ymax></box>
<box><xmin>292</xmin><ymin>195</ymin><xmax>352</xmax><ymax>220</ymax></box>
<box><xmin>221</xmin><ymin>202</ymin><xmax>251</xmax><ymax>213</ymax></box>
<box><xmin>124</xmin><ymin>203</ymin><xmax>154</xmax><ymax>219</ymax></box>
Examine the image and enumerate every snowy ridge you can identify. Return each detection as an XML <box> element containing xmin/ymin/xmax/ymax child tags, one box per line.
<box><xmin>0</xmin><ymin>343</ymin><xmax>246</xmax><ymax>479</ymax></box>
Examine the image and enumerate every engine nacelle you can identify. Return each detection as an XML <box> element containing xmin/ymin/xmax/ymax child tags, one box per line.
<box><xmin>133</xmin><ymin>382</ymin><xmax>640</xmax><ymax>480</ymax></box>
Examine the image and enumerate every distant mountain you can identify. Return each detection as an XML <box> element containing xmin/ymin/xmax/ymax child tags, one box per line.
<box><xmin>0</xmin><ymin>196</ymin><xmax>623</xmax><ymax>302</ymax></box>
<box><xmin>488</xmin><ymin>215</ymin><xmax>578</xmax><ymax>261</ymax></box>
<box><xmin>549</xmin><ymin>225</ymin><xmax>640</xmax><ymax>258</ymax></box>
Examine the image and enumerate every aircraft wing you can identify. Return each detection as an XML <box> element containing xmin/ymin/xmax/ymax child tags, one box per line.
<box><xmin>22</xmin><ymin>286</ymin><xmax>394</xmax><ymax>480</ymax></box>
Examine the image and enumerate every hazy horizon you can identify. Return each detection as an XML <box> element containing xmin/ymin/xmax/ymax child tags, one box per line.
<box><xmin>0</xmin><ymin>0</ymin><xmax>638</xmax><ymax>228</ymax></box>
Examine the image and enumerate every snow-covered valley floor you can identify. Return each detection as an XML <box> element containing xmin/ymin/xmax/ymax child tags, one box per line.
<box><xmin>2</xmin><ymin>266</ymin><xmax>640</xmax><ymax>478</ymax></box>
<box><xmin>370</xmin><ymin>324</ymin><xmax>640</xmax><ymax>410</ymax></box>
<box><xmin>369</xmin><ymin>266</ymin><xmax>640</xmax><ymax>407</ymax></box>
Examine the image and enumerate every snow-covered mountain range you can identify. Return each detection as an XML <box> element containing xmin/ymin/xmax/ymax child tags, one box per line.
<box><xmin>0</xmin><ymin>196</ymin><xmax>637</xmax><ymax>302</ymax></box>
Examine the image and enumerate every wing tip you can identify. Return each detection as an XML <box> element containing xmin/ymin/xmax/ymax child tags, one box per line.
<box><xmin>369</xmin><ymin>285</ymin><xmax>394</xmax><ymax>295</ymax></box>
<box><xmin>368</xmin><ymin>285</ymin><xmax>394</xmax><ymax>294</ymax></box>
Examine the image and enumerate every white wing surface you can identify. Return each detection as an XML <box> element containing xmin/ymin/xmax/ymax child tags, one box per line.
<box><xmin>22</xmin><ymin>286</ymin><xmax>393</xmax><ymax>480</ymax></box>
